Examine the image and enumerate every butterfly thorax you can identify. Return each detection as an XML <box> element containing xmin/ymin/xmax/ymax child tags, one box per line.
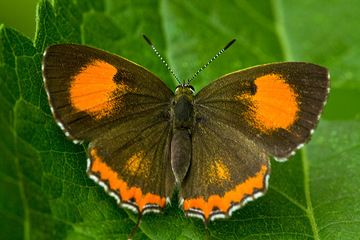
<box><xmin>170</xmin><ymin>85</ymin><xmax>195</xmax><ymax>184</ymax></box>
<box><xmin>172</xmin><ymin>86</ymin><xmax>195</xmax><ymax>129</ymax></box>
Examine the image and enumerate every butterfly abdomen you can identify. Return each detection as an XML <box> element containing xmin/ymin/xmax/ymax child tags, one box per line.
<box><xmin>171</xmin><ymin>129</ymin><xmax>191</xmax><ymax>183</ymax></box>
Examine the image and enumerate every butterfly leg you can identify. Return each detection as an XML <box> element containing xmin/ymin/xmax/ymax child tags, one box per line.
<box><xmin>128</xmin><ymin>213</ymin><xmax>143</xmax><ymax>240</ymax></box>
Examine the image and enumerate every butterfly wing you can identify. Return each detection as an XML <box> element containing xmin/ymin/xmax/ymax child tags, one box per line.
<box><xmin>43</xmin><ymin>44</ymin><xmax>173</xmax><ymax>142</ymax></box>
<box><xmin>181</xmin><ymin>62</ymin><xmax>329</xmax><ymax>220</ymax></box>
<box><xmin>88</xmin><ymin>115</ymin><xmax>174</xmax><ymax>213</ymax></box>
<box><xmin>181</xmin><ymin>119</ymin><xmax>270</xmax><ymax>221</ymax></box>
<box><xmin>43</xmin><ymin>44</ymin><xmax>175</xmax><ymax>213</ymax></box>
<box><xmin>194</xmin><ymin>62</ymin><xmax>329</xmax><ymax>159</ymax></box>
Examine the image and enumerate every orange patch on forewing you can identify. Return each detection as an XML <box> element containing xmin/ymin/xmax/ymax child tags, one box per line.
<box><xmin>236</xmin><ymin>74</ymin><xmax>299</xmax><ymax>132</ymax></box>
<box><xmin>124</xmin><ymin>151</ymin><xmax>150</xmax><ymax>179</ymax></box>
<box><xmin>208</xmin><ymin>159</ymin><xmax>231</xmax><ymax>184</ymax></box>
<box><xmin>70</xmin><ymin>60</ymin><xmax>128</xmax><ymax>120</ymax></box>
<box><xmin>183</xmin><ymin>164</ymin><xmax>267</xmax><ymax>220</ymax></box>
<box><xmin>89</xmin><ymin>148</ymin><xmax>166</xmax><ymax>211</ymax></box>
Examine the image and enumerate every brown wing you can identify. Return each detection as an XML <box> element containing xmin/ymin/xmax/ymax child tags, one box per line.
<box><xmin>43</xmin><ymin>44</ymin><xmax>173</xmax><ymax>142</ymax></box>
<box><xmin>181</xmin><ymin>62</ymin><xmax>328</xmax><ymax>221</ymax></box>
<box><xmin>181</xmin><ymin>118</ymin><xmax>270</xmax><ymax>221</ymax></box>
<box><xmin>88</xmin><ymin>114</ymin><xmax>175</xmax><ymax>214</ymax></box>
<box><xmin>194</xmin><ymin>62</ymin><xmax>329</xmax><ymax>160</ymax></box>
<box><xmin>43</xmin><ymin>44</ymin><xmax>175</xmax><ymax>214</ymax></box>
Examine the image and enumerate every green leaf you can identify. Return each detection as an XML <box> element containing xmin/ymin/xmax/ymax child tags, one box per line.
<box><xmin>1</xmin><ymin>0</ymin><xmax>360</xmax><ymax>239</ymax></box>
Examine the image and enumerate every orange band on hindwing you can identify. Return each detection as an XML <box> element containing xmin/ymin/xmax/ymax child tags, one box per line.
<box><xmin>88</xmin><ymin>148</ymin><xmax>166</xmax><ymax>212</ymax></box>
<box><xmin>183</xmin><ymin>164</ymin><xmax>268</xmax><ymax>221</ymax></box>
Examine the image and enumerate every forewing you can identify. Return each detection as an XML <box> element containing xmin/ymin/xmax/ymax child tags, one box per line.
<box><xmin>181</xmin><ymin>119</ymin><xmax>270</xmax><ymax>221</ymax></box>
<box><xmin>194</xmin><ymin>62</ymin><xmax>329</xmax><ymax>160</ymax></box>
<box><xmin>42</xmin><ymin>44</ymin><xmax>173</xmax><ymax>142</ymax></box>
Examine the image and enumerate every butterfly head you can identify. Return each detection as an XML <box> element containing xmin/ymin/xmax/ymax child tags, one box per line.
<box><xmin>175</xmin><ymin>84</ymin><xmax>195</xmax><ymax>96</ymax></box>
<box><xmin>173</xmin><ymin>85</ymin><xmax>195</xmax><ymax>112</ymax></box>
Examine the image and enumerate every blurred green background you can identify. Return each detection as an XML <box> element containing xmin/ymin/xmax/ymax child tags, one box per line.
<box><xmin>0</xmin><ymin>0</ymin><xmax>38</xmax><ymax>38</ymax></box>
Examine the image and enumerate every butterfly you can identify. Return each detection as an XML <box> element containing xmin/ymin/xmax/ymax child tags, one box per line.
<box><xmin>42</xmin><ymin>36</ymin><xmax>329</xmax><ymax>229</ymax></box>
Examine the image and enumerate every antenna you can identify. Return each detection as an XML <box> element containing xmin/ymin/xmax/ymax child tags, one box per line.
<box><xmin>142</xmin><ymin>34</ymin><xmax>182</xmax><ymax>85</ymax></box>
<box><xmin>187</xmin><ymin>39</ymin><xmax>236</xmax><ymax>84</ymax></box>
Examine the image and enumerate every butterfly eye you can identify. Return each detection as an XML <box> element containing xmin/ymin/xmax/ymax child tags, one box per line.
<box><xmin>175</xmin><ymin>86</ymin><xmax>181</xmax><ymax>93</ymax></box>
<box><xmin>189</xmin><ymin>85</ymin><xmax>195</xmax><ymax>93</ymax></box>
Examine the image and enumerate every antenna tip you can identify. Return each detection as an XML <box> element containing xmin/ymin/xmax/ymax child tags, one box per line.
<box><xmin>142</xmin><ymin>34</ymin><xmax>153</xmax><ymax>46</ymax></box>
<box><xmin>224</xmin><ymin>39</ymin><xmax>236</xmax><ymax>50</ymax></box>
